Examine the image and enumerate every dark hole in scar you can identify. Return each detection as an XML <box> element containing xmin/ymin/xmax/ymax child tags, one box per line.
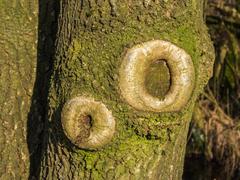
<box><xmin>144</xmin><ymin>59</ymin><xmax>171</xmax><ymax>99</ymax></box>
<box><xmin>75</xmin><ymin>114</ymin><xmax>93</xmax><ymax>143</ymax></box>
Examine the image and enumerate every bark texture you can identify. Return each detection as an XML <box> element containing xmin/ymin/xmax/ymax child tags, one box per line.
<box><xmin>38</xmin><ymin>0</ymin><xmax>214</xmax><ymax>179</ymax></box>
<box><xmin>0</xmin><ymin>0</ymin><xmax>38</xmax><ymax>179</ymax></box>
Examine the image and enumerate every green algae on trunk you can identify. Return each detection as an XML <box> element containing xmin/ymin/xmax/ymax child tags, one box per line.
<box><xmin>40</xmin><ymin>0</ymin><xmax>214</xmax><ymax>179</ymax></box>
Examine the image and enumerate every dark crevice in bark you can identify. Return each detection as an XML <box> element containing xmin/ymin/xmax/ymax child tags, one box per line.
<box><xmin>27</xmin><ymin>0</ymin><xmax>59</xmax><ymax>179</ymax></box>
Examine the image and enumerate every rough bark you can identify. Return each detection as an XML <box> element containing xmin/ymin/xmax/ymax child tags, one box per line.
<box><xmin>0</xmin><ymin>0</ymin><xmax>38</xmax><ymax>179</ymax></box>
<box><xmin>37</xmin><ymin>0</ymin><xmax>215</xmax><ymax>179</ymax></box>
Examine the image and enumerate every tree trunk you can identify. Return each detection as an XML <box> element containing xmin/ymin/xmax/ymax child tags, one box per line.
<box><xmin>0</xmin><ymin>0</ymin><xmax>38</xmax><ymax>179</ymax></box>
<box><xmin>38</xmin><ymin>0</ymin><xmax>214</xmax><ymax>179</ymax></box>
<box><xmin>1</xmin><ymin>0</ymin><xmax>213</xmax><ymax>179</ymax></box>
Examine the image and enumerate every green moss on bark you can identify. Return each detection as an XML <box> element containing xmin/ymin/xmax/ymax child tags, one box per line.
<box><xmin>40</xmin><ymin>0</ymin><xmax>214</xmax><ymax>179</ymax></box>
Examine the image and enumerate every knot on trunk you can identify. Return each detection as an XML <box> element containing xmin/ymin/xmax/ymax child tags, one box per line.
<box><xmin>119</xmin><ymin>40</ymin><xmax>195</xmax><ymax>112</ymax></box>
<box><xmin>61</xmin><ymin>96</ymin><xmax>116</xmax><ymax>150</ymax></box>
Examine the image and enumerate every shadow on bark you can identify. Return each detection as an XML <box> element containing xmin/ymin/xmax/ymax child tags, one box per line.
<box><xmin>27</xmin><ymin>1</ymin><xmax>59</xmax><ymax>179</ymax></box>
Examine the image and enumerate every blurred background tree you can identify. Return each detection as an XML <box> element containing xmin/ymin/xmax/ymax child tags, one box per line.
<box><xmin>184</xmin><ymin>0</ymin><xmax>240</xmax><ymax>179</ymax></box>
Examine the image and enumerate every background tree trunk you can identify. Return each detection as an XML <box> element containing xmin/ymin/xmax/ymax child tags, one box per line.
<box><xmin>39</xmin><ymin>0</ymin><xmax>214</xmax><ymax>179</ymax></box>
<box><xmin>0</xmin><ymin>0</ymin><xmax>38</xmax><ymax>179</ymax></box>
